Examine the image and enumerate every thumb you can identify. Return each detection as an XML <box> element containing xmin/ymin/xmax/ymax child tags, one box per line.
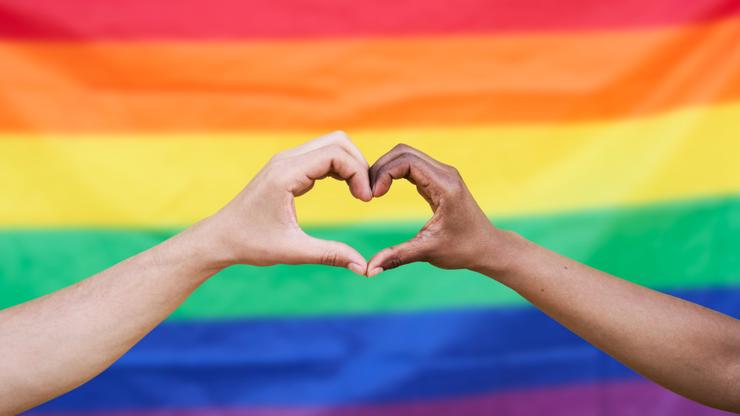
<box><xmin>295</xmin><ymin>235</ymin><xmax>368</xmax><ymax>276</ymax></box>
<box><xmin>366</xmin><ymin>239</ymin><xmax>428</xmax><ymax>277</ymax></box>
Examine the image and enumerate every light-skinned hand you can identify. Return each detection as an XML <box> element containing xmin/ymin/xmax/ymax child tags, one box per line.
<box><xmin>196</xmin><ymin>131</ymin><xmax>372</xmax><ymax>276</ymax></box>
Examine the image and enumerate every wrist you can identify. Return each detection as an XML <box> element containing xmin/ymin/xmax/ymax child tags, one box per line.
<box><xmin>470</xmin><ymin>228</ymin><xmax>531</xmax><ymax>279</ymax></box>
<box><xmin>162</xmin><ymin>218</ymin><xmax>234</xmax><ymax>278</ymax></box>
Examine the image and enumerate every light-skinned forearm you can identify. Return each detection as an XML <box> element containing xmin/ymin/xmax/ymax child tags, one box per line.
<box><xmin>0</xmin><ymin>221</ymin><xmax>225</xmax><ymax>415</ymax></box>
<box><xmin>0</xmin><ymin>133</ymin><xmax>371</xmax><ymax>414</ymax></box>
<box><xmin>476</xmin><ymin>230</ymin><xmax>740</xmax><ymax>412</ymax></box>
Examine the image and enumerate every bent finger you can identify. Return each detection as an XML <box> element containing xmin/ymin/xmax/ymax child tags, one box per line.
<box><xmin>277</xmin><ymin>131</ymin><xmax>369</xmax><ymax>167</ymax></box>
<box><xmin>293</xmin><ymin>144</ymin><xmax>372</xmax><ymax>201</ymax></box>
<box><xmin>370</xmin><ymin>152</ymin><xmax>437</xmax><ymax>199</ymax></box>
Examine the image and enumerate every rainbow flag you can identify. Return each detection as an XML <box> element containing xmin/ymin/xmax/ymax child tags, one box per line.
<box><xmin>2</xmin><ymin>0</ymin><xmax>739</xmax><ymax>414</ymax></box>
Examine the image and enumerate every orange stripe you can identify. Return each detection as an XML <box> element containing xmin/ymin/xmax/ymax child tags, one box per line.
<box><xmin>2</xmin><ymin>19</ymin><xmax>739</xmax><ymax>133</ymax></box>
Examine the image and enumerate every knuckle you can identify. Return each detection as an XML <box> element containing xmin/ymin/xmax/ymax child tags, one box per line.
<box><xmin>319</xmin><ymin>145</ymin><xmax>344</xmax><ymax>163</ymax></box>
<box><xmin>442</xmin><ymin>177</ymin><xmax>464</xmax><ymax>196</ymax></box>
<box><xmin>448</xmin><ymin>165</ymin><xmax>461</xmax><ymax>176</ymax></box>
<box><xmin>334</xmin><ymin>131</ymin><xmax>351</xmax><ymax>145</ymax></box>
<box><xmin>326</xmin><ymin>130</ymin><xmax>349</xmax><ymax>146</ymax></box>
<box><xmin>392</xmin><ymin>143</ymin><xmax>412</xmax><ymax>153</ymax></box>
<box><xmin>440</xmin><ymin>162</ymin><xmax>460</xmax><ymax>177</ymax></box>
<box><xmin>331</xmin><ymin>130</ymin><xmax>348</xmax><ymax>139</ymax></box>
<box><xmin>320</xmin><ymin>250</ymin><xmax>340</xmax><ymax>267</ymax></box>
<box><xmin>396</xmin><ymin>153</ymin><xmax>418</xmax><ymax>165</ymax></box>
<box><xmin>269</xmin><ymin>151</ymin><xmax>286</xmax><ymax>162</ymax></box>
<box><xmin>385</xmin><ymin>249</ymin><xmax>403</xmax><ymax>270</ymax></box>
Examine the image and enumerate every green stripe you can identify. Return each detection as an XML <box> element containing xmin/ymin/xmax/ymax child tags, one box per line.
<box><xmin>1</xmin><ymin>195</ymin><xmax>739</xmax><ymax>319</ymax></box>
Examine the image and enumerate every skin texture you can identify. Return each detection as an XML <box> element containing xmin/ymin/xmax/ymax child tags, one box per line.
<box><xmin>0</xmin><ymin>132</ymin><xmax>371</xmax><ymax>415</ymax></box>
<box><xmin>366</xmin><ymin>144</ymin><xmax>740</xmax><ymax>413</ymax></box>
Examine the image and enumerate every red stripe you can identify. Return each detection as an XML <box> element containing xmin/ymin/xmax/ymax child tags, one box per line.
<box><xmin>1</xmin><ymin>0</ymin><xmax>740</xmax><ymax>40</ymax></box>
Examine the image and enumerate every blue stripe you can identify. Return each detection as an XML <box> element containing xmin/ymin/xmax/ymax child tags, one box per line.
<box><xmin>35</xmin><ymin>286</ymin><xmax>740</xmax><ymax>411</ymax></box>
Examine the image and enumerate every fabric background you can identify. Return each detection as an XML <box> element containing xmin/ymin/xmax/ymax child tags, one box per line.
<box><xmin>1</xmin><ymin>0</ymin><xmax>739</xmax><ymax>414</ymax></box>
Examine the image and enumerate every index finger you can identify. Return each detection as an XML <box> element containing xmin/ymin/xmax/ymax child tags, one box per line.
<box><xmin>291</xmin><ymin>144</ymin><xmax>372</xmax><ymax>201</ymax></box>
<box><xmin>277</xmin><ymin>131</ymin><xmax>369</xmax><ymax>167</ymax></box>
<box><xmin>369</xmin><ymin>143</ymin><xmax>444</xmax><ymax>186</ymax></box>
<box><xmin>369</xmin><ymin>151</ymin><xmax>441</xmax><ymax>201</ymax></box>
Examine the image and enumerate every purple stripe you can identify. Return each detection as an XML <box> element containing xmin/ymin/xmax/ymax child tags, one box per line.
<box><xmin>29</xmin><ymin>380</ymin><xmax>732</xmax><ymax>415</ymax></box>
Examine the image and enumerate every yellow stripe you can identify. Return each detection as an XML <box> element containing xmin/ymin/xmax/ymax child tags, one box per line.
<box><xmin>2</xmin><ymin>103</ymin><xmax>740</xmax><ymax>227</ymax></box>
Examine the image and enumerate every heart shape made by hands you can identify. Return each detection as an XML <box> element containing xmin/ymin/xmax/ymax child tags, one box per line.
<box><xmin>215</xmin><ymin>132</ymin><xmax>493</xmax><ymax>278</ymax></box>
<box><xmin>285</xmin><ymin>137</ymin><xmax>494</xmax><ymax>278</ymax></box>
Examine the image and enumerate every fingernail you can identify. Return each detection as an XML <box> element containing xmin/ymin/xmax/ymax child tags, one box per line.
<box><xmin>367</xmin><ymin>267</ymin><xmax>383</xmax><ymax>278</ymax></box>
<box><xmin>348</xmin><ymin>263</ymin><xmax>365</xmax><ymax>276</ymax></box>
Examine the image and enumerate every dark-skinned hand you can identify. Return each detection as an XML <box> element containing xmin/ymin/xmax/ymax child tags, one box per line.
<box><xmin>366</xmin><ymin>144</ymin><xmax>502</xmax><ymax>277</ymax></box>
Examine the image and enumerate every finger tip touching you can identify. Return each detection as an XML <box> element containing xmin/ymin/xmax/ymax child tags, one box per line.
<box><xmin>360</xmin><ymin>188</ymin><xmax>374</xmax><ymax>202</ymax></box>
<box><xmin>365</xmin><ymin>253</ymin><xmax>388</xmax><ymax>277</ymax></box>
<box><xmin>347</xmin><ymin>262</ymin><xmax>367</xmax><ymax>276</ymax></box>
<box><xmin>346</xmin><ymin>180</ymin><xmax>372</xmax><ymax>202</ymax></box>
<box><xmin>371</xmin><ymin>183</ymin><xmax>390</xmax><ymax>198</ymax></box>
<box><xmin>366</xmin><ymin>267</ymin><xmax>383</xmax><ymax>278</ymax></box>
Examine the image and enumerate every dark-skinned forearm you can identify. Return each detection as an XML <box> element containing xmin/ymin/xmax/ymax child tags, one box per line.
<box><xmin>475</xmin><ymin>230</ymin><xmax>740</xmax><ymax>412</ymax></box>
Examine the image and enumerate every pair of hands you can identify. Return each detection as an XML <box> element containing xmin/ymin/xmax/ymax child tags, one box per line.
<box><xmin>199</xmin><ymin>132</ymin><xmax>500</xmax><ymax>277</ymax></box>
